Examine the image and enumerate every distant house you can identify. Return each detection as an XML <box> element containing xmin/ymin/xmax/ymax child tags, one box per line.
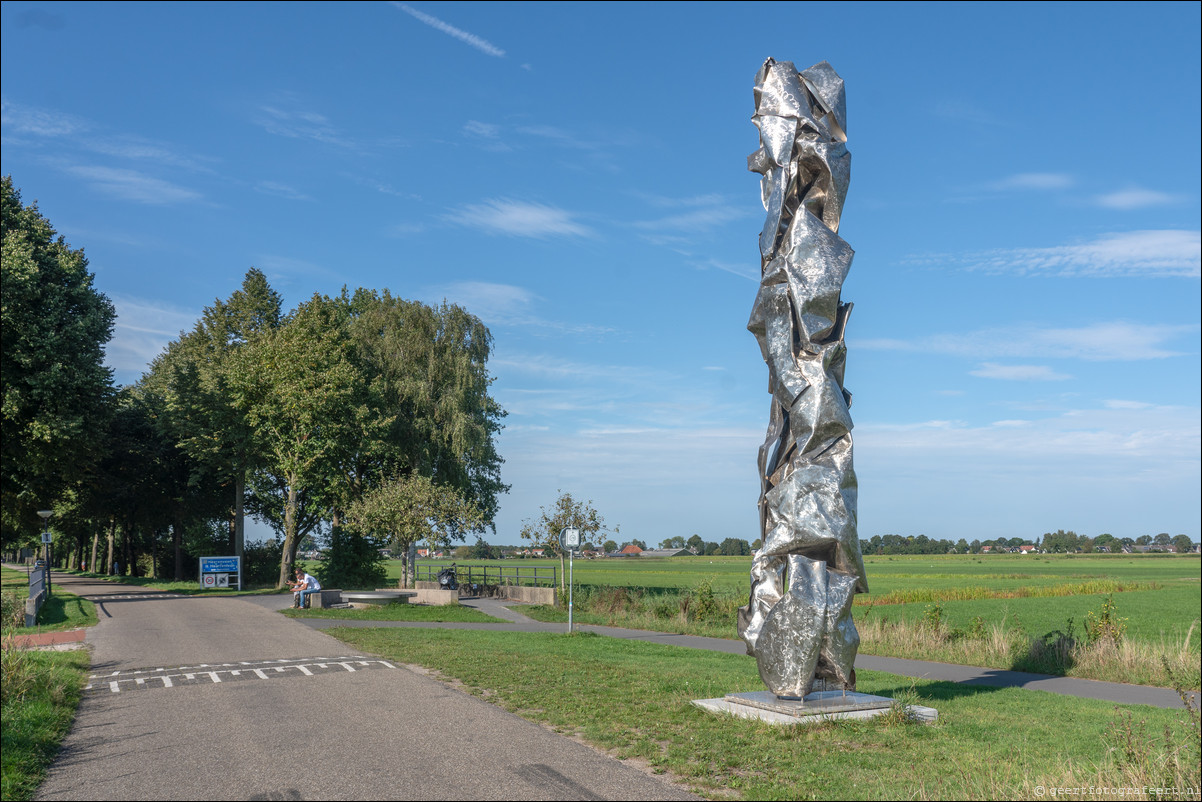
<box><xmin>640</xmin><ymin>548</ymin><xmax>689</xmax><ymax>558</ymax></box>
<box><xmin>980</xmin><ymin>545</ymin><xmax>992</xmax><ymax>553</ymax></box>
<box><xmin>619</xmin><ymin>544</ymin><xmax>643</xmax><ymax>555</ymax></box>
<box><xmin>1019</xmin><ymin>545</ymin><xmax>1037</xmax><ymax>554</ymax></box>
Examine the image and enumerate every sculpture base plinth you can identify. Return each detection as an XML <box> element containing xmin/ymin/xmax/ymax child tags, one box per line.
<box><xmin>692</xmin><ymin>690</ymin><xmax>937</xmax><ymax>726</ymax></box>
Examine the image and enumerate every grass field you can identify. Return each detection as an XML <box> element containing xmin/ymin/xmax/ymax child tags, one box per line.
<box><xmin>2</xmin><ymin>567</ymin><xmax>98</xmax><ymax>633</ymax></box>
<box><xmin>326</xmin><ymin>627</ymin><xmax>1200</xmax><ymax>800</ymax></box>
<box><xmin>403</xmin><ymin>553</ymin><xmax>1200</xmax><ymax>646</ymax></box>
<box><xmin>399</xmin><ymin>553</ymin><xmax>1199</xmax><ymax>688</ymax></box>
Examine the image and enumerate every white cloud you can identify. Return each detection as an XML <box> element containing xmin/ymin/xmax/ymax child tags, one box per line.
<box><xmin>988</xmin><ymin>172</ymin><xmax>1074</xmax><ymax>191</ymax></box>
<box><xmin>856</xmin><ymin>321</ymin><xmax>1196</xmax><ymax>362</ymax></box>
<box><xmin>634</xmin><ymin>205</ymin><xmax>745</xmax><ymax>232</ymax></box>
<box><xmin>1</xmin><ymin>99</ymin><xmax>87</xmax><ymax>137</ymax></box>
<box><xmin>81</xmin><ymin>135</ymin><xmax>217</xmax><ymax>173</ymax></box>
<box><xmin>426</xmin><ymin>281</ymin><xmax>616</xmax><ymax>337</ymax></box>
<box><xmin>1094</xmin><ymin>187</ymin><xmax>1181</xmax><ymax>209</ymax></box>
<box><xmin>255</xmin><ymin>181</ymin><xmax>313</xmax><ymax>201</ymax></box>
<box><xmin>859</xmin><ymin>403</ymin><xmax>1200</xmax><ymax>473</ymax></box>
<box><xmin>435</xmin><ymin>281</ymin><xmax>537</xmax><ymax>319</ymax></box>
<box><xmin>960</xmin><ymin>230</ymin><xmax>1201</xmax><ymax>278</ymax></box>
<box><xmin>970</xmin><ymin>363</ymin><xmax>1072</xmax><ymax>381</ymax></box>
<box><xmin>463</xmin><ymin>120</ymin><xmax>501</xmax><ymax>139</ymax></box>
<box><xmin>449</xmin><ymin>198</ymin><xmax>594</xmax><ymax>239</ymax></box>
<box><xmin>391</xmin><ymin>3</ymin><xmax>505</xmax><ymax>58</ymax></box>
<box><xmin>515</xmin><ymin>125</ymin><xmax>599</xmax><ymax>150</ymax></box>
<box><xmin>105</xmin><ymin>295</ymin><xmax>200</xmax><ymax>382</ymax></box>
<box><xmin>63</xmin><ymin>165</ymin><xmax>201</xmax><ymax>204</ymax></box>
<box><xmin>256</xmin><ymin>103</ymin><xmax>351</xmax><ymax>147</ymax></box>
<box><xmin>688</xmin><ymin>258</ymin><xmax>757</xmax><ymax>282</ymax></box>
<box><xmin>253</xmin><ymin>254</ymin><xmax>342</xmax><ymax>283</ymax></box>
<box><xmin>854</xmin><ymin>403</ymin><xmax>1200</xmax><ymax>539</ymax></box>
<box><xmin>1103</xmin><ymin>399</ymin><xmax>1154</xmax><ymax>410</ymax></box>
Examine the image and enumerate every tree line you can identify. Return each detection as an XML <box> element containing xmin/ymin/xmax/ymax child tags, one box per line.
<box><xmin>1</xmin><ymin>177</ymin><xmax>506</xmax><ymax>587</ymax></box>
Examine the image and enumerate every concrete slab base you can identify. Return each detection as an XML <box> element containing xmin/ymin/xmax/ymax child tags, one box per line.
<box><xmin>692</xmin><ymin>690</ymin><xmax>937</xmax><ymax>726</ymax></box>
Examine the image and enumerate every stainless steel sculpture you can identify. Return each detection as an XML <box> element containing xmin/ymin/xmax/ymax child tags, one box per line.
<box><xmin>738</xmin><ymin>58</ymin><xmax>868</xmax><ymax>699</ymax></box>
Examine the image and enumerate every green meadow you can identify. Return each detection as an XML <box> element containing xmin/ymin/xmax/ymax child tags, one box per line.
<box><xmin>401</xmin><ymin>553</ymin><xmax>1200</xmax><ymax>644</ymax></box>
<box><xmin>399</xmin><ymin>553</ymin><xmax>1200</xmax><ymax>687</ymax></box>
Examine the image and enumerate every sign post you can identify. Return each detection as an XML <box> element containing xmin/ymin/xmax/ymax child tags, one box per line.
<box><xmin>199</xmin><ymin>556</ymin><xmax>242</xmax><ymax>591</ymax></box>
<box><xmin>558</xmin><ymin>527</ymin><xmax>580</xmax><ymax>633</ymax></box>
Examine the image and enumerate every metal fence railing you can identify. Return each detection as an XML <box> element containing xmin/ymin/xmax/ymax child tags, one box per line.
<box><xmin>414</xmin><ymin>563</ymin><xmax>557</xmax><ymax>590</ymax></box>
<box><xmin>25</xmin><ymin>566</ymin><xmax>47</xmax><ymax>627</ymax></box>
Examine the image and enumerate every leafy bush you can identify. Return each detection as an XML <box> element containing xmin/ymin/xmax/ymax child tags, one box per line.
<box><xmin>242</xmin><ymin>539</ymin><xmax>284</xmax><ymax>586</ymax></box>
<box><xmin>1085</xmin><ymin>594</ymin><xmax>1127</xmax><ymax>645</ymax></box>
<box><xmin>318</xmin><ymin>527</ymin><xmax>386</xmax><ymax>590</ymax></box>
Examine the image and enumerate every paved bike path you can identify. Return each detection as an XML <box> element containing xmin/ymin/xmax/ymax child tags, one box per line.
<box><xmin>245</xmin><ymin>595</ymin><xmax>1197</xmax><ymax>711</ymax></box>
<box><xmin>32</xmin><ymin>573</ymin><xmax>697</xmax><ymax>801</ymax></box>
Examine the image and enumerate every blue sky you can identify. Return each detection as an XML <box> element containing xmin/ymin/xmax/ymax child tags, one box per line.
<box><xmin>3</xmin><ymin>1</ymin><xmax>1199</xmax><ymax>545</ymax></box>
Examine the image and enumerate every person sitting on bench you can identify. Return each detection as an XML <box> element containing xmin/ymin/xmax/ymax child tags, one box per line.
<box><xmin>290</xmin><ymin>568</ymin><xmax>322</xmax><ymax>608</ymax></box>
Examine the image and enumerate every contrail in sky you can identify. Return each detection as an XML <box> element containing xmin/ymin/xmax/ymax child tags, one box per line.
<box><xmin>391</xmin><ymin>3</ymin><xmax>506</xmax><ymax>58</ymax></box>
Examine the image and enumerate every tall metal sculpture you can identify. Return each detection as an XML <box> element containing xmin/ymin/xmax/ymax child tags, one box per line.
<box><xmin>738</xmin><ymin>58</ymin><xmax>868</xmax><ymax>699</ymax></box>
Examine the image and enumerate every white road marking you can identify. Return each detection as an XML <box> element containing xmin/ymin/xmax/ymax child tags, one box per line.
<box><xmin>86</xmin><ymin>657</ymin><xmax>395</xmax><ymax>694</ymax></box>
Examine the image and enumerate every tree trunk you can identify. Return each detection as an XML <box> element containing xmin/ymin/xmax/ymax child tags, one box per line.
<box><xmin>277</xmin><ymin>480</ymin><xmax>298</xmax><ymax>588</ymax></box>
<box><xmin>105</xmin><ymin>518</ymin><xmax>116</xmax><ymax>574</ymax></box>
<box><xmin>235</xmin><ymin>473</ymin><xmax>245</xmax><ymax>561</ymax></box>
<box><xmin>172</xmin><ymin>517</ymin><xmax>184</xmax><ymax>581</ymax></box>
<box><xmin>228</xmin><ymin>502</ymin><xmax>237</xmax><ymax>555</ymax></box>
<box><xmin>121</xmin><ymin>521</ymin><xmax>133</xmax><ymax>576</ymax></box>
<box><xmin>90</xmin><ymin>528</ymin><xmax>100</xmax><ymax>573</ymax></box>
<box><xmin>149</xmin><ymin>529</ymin><xmax>159</xmax><ymax>578</ymax></box>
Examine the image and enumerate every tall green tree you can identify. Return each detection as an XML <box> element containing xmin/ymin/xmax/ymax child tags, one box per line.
<box><xmin>1</xmin><ymin>176</ymin><xmax>115</xmax><ymax>547</ymax></box>
<box><xmin>228</xmin><ymin>294</ymin><xmax>358</xmax><ymax>587</ymax></box>
<box><xmin>332</xmin><ymin>290</ymin><xmax>508</xmax><ymax>522</ymax></box>
<box><xmin>520</xmin><ymin>491</ymin><xmax>609</xmax><ymax>589</ymax></box>
<box><xmin>149</xmin><ymin>268</ymin><xmax>282</xmax><ymax>560</ymax></box>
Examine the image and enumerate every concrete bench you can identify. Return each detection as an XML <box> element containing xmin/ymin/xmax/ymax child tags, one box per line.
<box><xmin>342</xmin><ymin>591</ymin><xmax>416</xmax><ymax>607</ymax></box>
<box><xmin>301</xmin><ymin>589</ymin><xmax>343</xmax><ymax>609</ymax></box>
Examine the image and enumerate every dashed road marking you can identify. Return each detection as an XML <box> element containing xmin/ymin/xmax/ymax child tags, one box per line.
<box><xmin>85</xmin><ymin>656</ymin><xmax>395</xmax><ymax>694</ymax></box>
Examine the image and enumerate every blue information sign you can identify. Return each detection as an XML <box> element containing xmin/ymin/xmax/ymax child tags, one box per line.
<box><xmin>200</xmin><ymin>556</ymin><xmax>240</xmax><ymax>574</ymax></box>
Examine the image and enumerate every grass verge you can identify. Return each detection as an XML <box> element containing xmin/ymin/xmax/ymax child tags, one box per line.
<box><xmin>324</xmin><ymin>627</ymin><xmax>1200</xmax><ymax>800</ymax></box>
<box><xmin>1</xmin><ymin>592</ymin><xmax>90</xmax><ymax>802</ymax></box>
<box><xmin>2</xmin><ymin>567</ymin><xmax>98</xmax><ymax>634</ymax></box>
<box><xmin>58</xmin><ymin>570</ymin><xmax>280</xmax><ymax>595</ymax></box>
<box><xmin>283</xmin><ymin>603</ymin><xmax>506</xmax><ymax>623</ymax></box>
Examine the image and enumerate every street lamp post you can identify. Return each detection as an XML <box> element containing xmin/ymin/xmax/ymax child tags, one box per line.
<box><xmin>37</xmin><ymin>510</ymin><xmax>53</xmax><ymax>597</ymax></box>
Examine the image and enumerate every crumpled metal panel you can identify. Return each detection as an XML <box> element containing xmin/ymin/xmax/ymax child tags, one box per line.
<box><xmin>738</xmin><ymin>58</ymin><xmax>867</xmax><ymax>698</ymax></box>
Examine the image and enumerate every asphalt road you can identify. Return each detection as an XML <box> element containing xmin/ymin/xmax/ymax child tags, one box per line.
<box><xmin>34</xmin><ymin>575</ymin><xmax>697</xmax><ymax>801</ymax></box>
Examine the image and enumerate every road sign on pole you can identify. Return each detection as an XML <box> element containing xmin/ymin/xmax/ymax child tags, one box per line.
<box><xmin>559</xmin><ymin>528</ymin><xmax>579</xmax><ymax>633</ymax></box>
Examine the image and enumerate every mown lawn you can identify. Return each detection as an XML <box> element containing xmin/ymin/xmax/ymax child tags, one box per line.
<box><xmin>326</xmin><ymin>627</ymin><xmax>1199</xmax><ymax>800</ymax></box>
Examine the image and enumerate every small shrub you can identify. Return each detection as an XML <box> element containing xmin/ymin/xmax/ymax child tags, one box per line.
<box><xmin>1085</xmin><ymin>594</ymin><xmax>1127</xmax><ymax>645</ymax></box>
<box><xmin>691</xmin><ymin>578</ymin><xmax>719</xmax><ymax>621</ymax></box>
<box><xmin>876</xmin><ymin>683</ymin><xmax>924</xmax><ymax>727</ymax></box>
<box><xmin>921</xmin><ymin>602</ymin><xmax>943</xmax><ymax>631</ymax></box>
